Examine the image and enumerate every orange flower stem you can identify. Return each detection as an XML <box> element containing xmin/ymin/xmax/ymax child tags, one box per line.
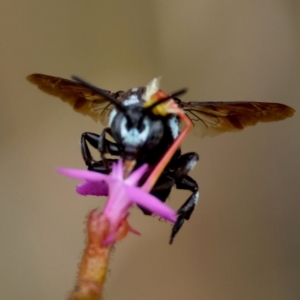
<box><xmin>68</xmin><ymin>210</ymin><xmax>130</xmax><ymax>300</ymax></box>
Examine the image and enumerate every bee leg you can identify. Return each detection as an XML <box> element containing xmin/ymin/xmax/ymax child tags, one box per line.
<box><xmin>97</xmin><ymin>128</ymin><xmax>120</xmax><ymax>171</ymax></box>
<box><xmin>81</xmin><ymin>130</ymin><xmax>120</xmax><ymax>171</ymax></box>
<box><xmin>97</xmin><ymin>128</ymin><xmax>120</xmax><ymax>156</ymax></box>
<box><xmin>169</xmin><ymin>152</ymin><xmax>199</xmax><ymax>244</ymax></box>
<box><xmin>170</xmin><ymin>176</ymin><xmax>199</xmax><ymax>244</ymax></box>
<box><xmin>172</xmin><ymin>152</ymin><xmax>199</xmax><ymax>178</ymax></box>
<box><xmin>81</xmin><ymin>132</ymin><xmax>100</xmax><ymax>167</ymax></box>
<box><xmin>87</xmin><ymin>159</ymin><xmax>118</xmax><ymax>174</ymax></box>
<box><xmin>151</xmin><ymin>176</ymin><xmax>175</xmax><ymax>192</ymax></box>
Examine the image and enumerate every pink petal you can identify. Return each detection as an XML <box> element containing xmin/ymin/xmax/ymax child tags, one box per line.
<box><xmin>125</xmin><ymin>186</ymin><xmax>177</xmax><ymax>222</ymax></box>
<box><xmin>57</xmin><ymin>168</ymin><xmax>114</xmax><ymax>182</ymax></box>
<box><xmin>57</xmin><ymin>168</ymin><xmax>111</xmax><ymax>196</ymax></box>
<box><xmin>76</xmin><ymin>180</ymin><xmax>108</xmax><ymax>196</ymax></box>
<box><xmin>126</xmin><ymin>164</ymin><xmax>148</xmax><ymax>186</ymax></box>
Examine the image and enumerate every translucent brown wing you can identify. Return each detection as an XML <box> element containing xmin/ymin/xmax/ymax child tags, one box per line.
<box><xmin>27</xmin><ymin>73</ymin><xmax>118</xmax><ymax>125</ymax></box>
<box><xmin>179</xmin><ymin>101</ymin><xmax>295</xmax><ymax>138</ymax></box>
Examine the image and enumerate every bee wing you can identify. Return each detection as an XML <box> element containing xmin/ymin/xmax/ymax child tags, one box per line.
<box><xmin>27</xmin><ymin>73</ymin><xmax>119</xmax><ymax>125</ymax></box>
<box><xmin>178</xmin><ymin>100</ymin><xmax>295</xmax><ymax>138</ymax></box>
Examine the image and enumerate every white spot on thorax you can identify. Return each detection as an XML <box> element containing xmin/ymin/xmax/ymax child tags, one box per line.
<box><xmin>168</xmin><ymin>117</ymin><xmax>180</xmax><ymax>138</ymax></box>
<box><xmin>123</xmin><ymin>95</ymin><xmax>139</xmax><ymax>106</ymax></box>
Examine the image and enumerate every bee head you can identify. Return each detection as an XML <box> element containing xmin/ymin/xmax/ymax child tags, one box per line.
<box><xmin>72</xmin><ymin>76</ymin><xmax>186</xmax><ymax>176</ymax></box>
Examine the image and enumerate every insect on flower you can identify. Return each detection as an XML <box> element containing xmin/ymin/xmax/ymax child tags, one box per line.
<box><xmin>58</xmin><ymin>160</ymin><xmax>181</xmax><ymax>299</ymax></box>
<box><xmin>27</xmin><ymin>74</ymin><xmax>295</xmax><ymax>243</ymax></box>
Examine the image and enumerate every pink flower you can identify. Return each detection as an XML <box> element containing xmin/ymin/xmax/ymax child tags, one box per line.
<box><xmin>58</xmin><ymin>160</ymin><xmax>177</xmax><ymax>243</ymax></box>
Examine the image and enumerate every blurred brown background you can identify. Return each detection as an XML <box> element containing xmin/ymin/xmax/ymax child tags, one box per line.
<box><xmin>0</xmin><ymin>1</ymin><xmax>299</xmax><ymax>299</ymax></box>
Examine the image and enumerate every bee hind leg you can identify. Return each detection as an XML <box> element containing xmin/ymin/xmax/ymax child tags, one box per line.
<box><xmin>170</xmin><ymin>176</ymin><xmax>199</xmax><ymax>244</ymax></box>
<box><xmin>169</xmin><ymin>152</ymin><xmax>199</xmax><ymax>244</ymax></box>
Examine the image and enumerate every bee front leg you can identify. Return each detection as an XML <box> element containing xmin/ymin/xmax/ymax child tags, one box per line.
<box><xmin>97</xmin><ymin>128</ymin><xmax>120</xmax><ymax>171</ymax></box>
<box><xmin>81</xmin><ymin>132</ymin><xmax>100</xmax><ymax>167</ymax></box>
<box><xmin>81</xmin><ymin>129</ymin><xmax>120</xmax><ymax>171</ymax></box>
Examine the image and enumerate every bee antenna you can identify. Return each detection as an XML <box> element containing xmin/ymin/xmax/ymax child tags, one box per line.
<box><xmin>72</xmin><ymin>75</ymin><xmax>125</xmax><ymax>112</ymax></box>
<box><xmin>145</xmin><ymin>88</ymin><xmax>187</xmax><ymax>112</ymax></box>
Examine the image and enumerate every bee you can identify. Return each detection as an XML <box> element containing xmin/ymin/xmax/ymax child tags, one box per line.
<box><xmin>27</xmin><ymin>74</ymin><xmax>294</xmax><ymax>243</ymax></box>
